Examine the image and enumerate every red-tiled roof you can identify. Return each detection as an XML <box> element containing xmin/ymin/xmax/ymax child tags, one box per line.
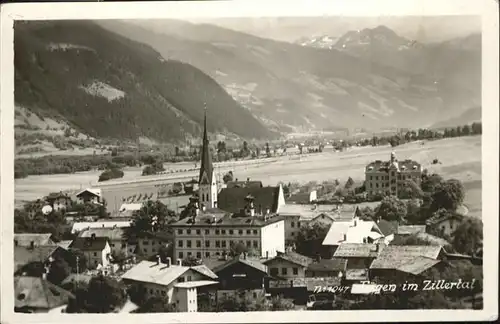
<box><xmin>218</xmin><ymin>186</ymin><xmax>281</xmax><ymax>213</ymax></box>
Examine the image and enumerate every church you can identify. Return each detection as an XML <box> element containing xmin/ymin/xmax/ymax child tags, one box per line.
<box><xmin>170</xmin><ymin>108</ymin><xmax>286</xmax><ymax>262</ymax></box>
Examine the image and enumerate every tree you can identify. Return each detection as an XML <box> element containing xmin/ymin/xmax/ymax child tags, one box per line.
<box><xmin>462</xmin><ymin>125</ymin><xmax>471</xmax><ymax>136</ymax></box>
<box><xmin>98</xmin><ymin>168</ymin><xmax>124</xmax><ymax>182</ymax></box>
<box><xmin>404</xmin><ymin>199</ymin><xmax>423</xmax><ymax>225</ymax></box>
<box><xmin>471</xmin><ymin>122</ymin><xmax>482</xmax><ymax>134</ymax></box>
<box><xmin>399</xmin><ymin>180</ymin><xmax>424</xmax><ymax>199</ymax></box>
<box><xmin>265</xmin><ymin>143</ymin><xmax>271</xmax><ymax>156</ymax></box>
<box><xmin>124</xmin><ymin>200</ymin><xmax>177</xmax><ymax>241</ymax></box>
<box><xmin>452</xmin><ymin>217</ymin><xmax>483</xmax><ymax>256</ymax></box>
<box><xmin>268</xmin><ymin>295</ymin><xmax>295</xmax><ymax>311</ymax></box>
<box><xmin>295</xmin><ymin>223</ymin><xmax>330</xmax><ymax>258</ymax></box>
<box><xmin>421</xmin><ymin>173</ymin><xmax>444</xmax><ymax>193</ymax></box>
<box><xmin>375</xmin><ymin>196</ymin><xmax>408</xmax><ymax>223</ymax></box>
<box><xmin>229</xmin><ymin>242</ymin><xmax>248</xmax><ymax>257</ymax></box>
<box><xmin>223</xmin><ymin>171</ymin><xmax>234</xmax><ymax>184</ymax></box>
<box><xmin>67</xmin><ymin>275</ymin><xmax>127</xmax><ymax>313</ymax></box>
<box><xmin>171</xmin><ymin>182</ymin><xmax>183</xmax><ymax>195</ymax></box>
<box><xmin>135</xmin><ymin>297</ymin><xmax>177</xmax><ymax>313</ymax></box>
<box><xmin>356</xmin><ymin>206</ymin><xmax>375</xmax><ymax>221</ymax></box>
<box><xmin>47</xmin><ymin>258</ymin><xmax>71</xmax><ymax>285</ymax></box>
<box><xmin>182</xmin><ymin>255</ymin><xmax>201</xmax><ymax>266</ymax></box>
<box><xmin>344</xmin><ymin>177</ymin><xmax>355</xmax><ymax>189</ymax></box>
<box><xmin>430</xmin><ymin>179</ymin><xmax>465</xmax><ymax>212</ymax></box>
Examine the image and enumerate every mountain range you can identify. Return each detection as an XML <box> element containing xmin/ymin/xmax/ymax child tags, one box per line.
<box><xmin>14</xmin><ymin>20</ymin><xmax>481</xmax><ymax>146</ymax></box>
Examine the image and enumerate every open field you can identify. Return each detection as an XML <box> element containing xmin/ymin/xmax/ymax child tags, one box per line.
<box><xmin>15</xmin><ymin>136</ymin><xmax>482</xmax><ymax>218</ymax></box>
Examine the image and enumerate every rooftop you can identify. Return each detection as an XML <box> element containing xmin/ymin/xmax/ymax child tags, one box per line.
<box><xmin>226</xmin><ymin>180</ymin><xmax>264</xmax><ymax>189</ymax></box>
<box><xmin>345</xmin><ymin>268</ymin><xmax>369</xmax><ymax>281</ymax></box>
<box><xmin>306</xmin><ymin>258</ymin><xmax>347</xmax><ymax>272</ymax></box>
<box><xmin>218</xmin><ymin>186</ymin><xmax>281</xmax><ymax>214</ymax></box>
<box><xmin>333</xmin><ymin>243</ymin><xmax>381</xmax><ymax>258</ymax></box>
<box><xmin>370</xmin><ymin>245</ymin><xmax>444</xmax><ymax>270</ymax></box>
<box><xmin>76</xmin><ymin>188</ymin><xmax>102</xmax><ymax>197</ymax></box>
<box><xmin>174</xmin><ymin>280</ymin><xmax>219</xmax><ymax>289</ymax></box>
<box><xmin>171</xmin><ymin>210</ymin><xmax>284</xmax><ymax>228</ymax></box>
<box><xmin>375</xmin><ymin>219</ymin><xmax>399</xmax><ymax>236</ymax></box>
<box><xmin>397</xmin><ymin>225</ymin><xmax>426</xmax><ymax>235</ymax></box>
<box><xmin>71</xmin><ymin>221</ymin><xmax>131</xmax><ymax>234</ymax></box>
<box><xmin>279</xmin><ymin>204</ymin><xmax>356</xmax><ymax>222</ymax></box>
<box><xmin>69</xmin><ymin>237</ymin><xmax>109</xmax><ymax>251</ymax></box>
<box><xmin>263</xmin><ymin>251</ymin><xmax>313</xmax><ymax>268</ymax></box>
<box><xmin>121</xmin><ymin>260</ymin><xmax>217</xmax><ymax>286</ymax></box>
<box><xmin>212</xmin><ymin>255</ymin><xmax>268</xmax><ymax>274</ymax></box>
<box><xmin>14</xmin><ymin>245</ymin><xmax>60</xmax><ymax>271</ymax></box>
<box><xmin>78</xmin><ymin>227</ymin><xmax>126</xmax><ymax>241</ymax></box>
<box><xmin>14</xmin><ymin>233</ymin><xmax>54</xmax><ymax>247</ymax></box>
<box><xmin>425</xmin><ymin>212</ymin><xmax>464</xmax><ymax>226</ymax></box>
<box><xmin>14</xmin><ymin>276</ymin><xmax>75</xmax><ymax>310</ymax></box>
<box><xmin>365</xmin><ymin>159</ymin><xmax>421</xmax><ymax>173</ymax></box>
<box><xmin>322</xmin><ymin>219</ymin><xmax>383</xmax><ymax>246</ymax></box>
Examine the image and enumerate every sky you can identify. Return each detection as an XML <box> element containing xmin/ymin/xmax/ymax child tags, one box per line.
<box><xmin>183</xmin><ymin>16</ymin><xmax>481</xmax><ymax>43</ymax></box>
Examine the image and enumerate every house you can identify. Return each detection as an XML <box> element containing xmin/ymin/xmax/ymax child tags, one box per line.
<box><xmin>217</xmin><ymin>184</ymin><xmax>286</xmax><ymax>214</ymax></box>
<box><xmin>332</xmin><ymin>243</ymin><xmax>382</xmax><ymax>282</ymax></box>
<box><xmin>69</xmin><ymin>236</ymin><xmax>111</xmax><ymax>269</ymax></box>
<box><xmin>282</xmin><ymin>214</ymin><xmax>301</xmax><ymax>245</ymax></box>
<box><xmin>71</xmin><ymin>220</ymin><xmax>131</xmax><ymax>234</ymax></box>
<box><xmin>76</xmin><ymin>188</ymin><xmax>102</xmax><ymax>204</ymax></box>
<box><xmin>14</xmin><ymin>276</ymin><xmax>75</xmax><ymax>313</ymax></box>
<box><xmin>212</xmin><ymin>254</ymin><xmax>270</xmax><ymax>300</ymax></box>
<box><xmin>45</xmin><ymin>192</ymin><xmax>73</xmax><ymax>211</ymax></box>
<box><xmin>286</xmin><ymin>189</ymin><xmax>318</xmax><ymax>204</ymax></box>
<box><xmin>322</xmin><ymin>218</ymin><xmax>386</xmax><ymax>252</ymax></box>
<box><xmin>121</xmin><ymin>257</ymin><xmax>218</xmax><ymax>312</ymax></box>
<box><xmin>78</xmin><ymin>227</ymin><xmax>130</xmax><ymax>256</ymax></box>
<box><xmin>171</xmin><ymin>195</ymin><xmax>285</xmax><ymax>262</ymax></box>
<box><xmin>365</xmin><ymin>152</ymin><xmax>422</xmax><ymax>198</ymax></box>
<box><xmin>305</xmin><ymin>258</ymin><xmax>347</xmax><ymax>278</ymax></box>
<box><xmin>56</xmin><ymin>240</ymin><xmax>73</xmax><ymax>250</ymax></box>
<box><xmin>14</xmin><ymin>245</ymin><xmax>74</xmax><ymax>276</ymax></box>
<box><xmin>374</xmin><ymin>219</ymin><xmax>399</xmax><ymax>244</ymax></box>
<box><xmin>135</xmin><ymin>231</ymin><xmax>172</xmax><ymax>259</ymax></box>
<box><xmin>307</xmin><ymin>213</ymin><xmax>335</xmax><ymax>227</ymax></box>
<box><xmin>116</xmin><ymin>203</ymin><xmax>143</xmax><ymax>218</ymax></box>
<box><xmin>263</xmin><ymin>251</ymin><xmax>313</xmax><ymax>279</ymax></box>
<box><xmin>369</xmin><ymin>245</ymin><xmax>445</xmax><ymax>282</ymax></box>
<box><xmin>425</xmin><ymin>212</ymin><xmax>464</xmax><ymax>237</ymax></box>
<box><xmin>226</xmin><ymin>180</ymin><xmax>264</xmax><ymax>189</ymax></box>
<box><xmin>14</xmin><ymin>233</ymin><xmax>55</xmax><ymax>248</ymax></box>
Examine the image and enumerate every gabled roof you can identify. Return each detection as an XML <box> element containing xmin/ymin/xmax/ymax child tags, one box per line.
<box><xmin>333</xmin><ymin>243</ymin><xmax>381</xmax><ymax>258</ymax></box>
<box><xmin>76</xmin><ymin>188</ymin><xmax>102</xmax><ymax>198</ymax></box>
<box><xmin>396</xmin><ymin>256</ymin><xmax>441</xmax><ymax>275</ymax></box>
<box><xmin>69</xmin><ymin>237</ymin><xmax>109</xmax><ymax>251</ymax></box>
<box><xmin>375</xmin><ymin>219</ymin><xmax>398</xmax><ymax>236</ymax></box>
<box><xmin>78</xmin><ymin>227</ymin><xmax>126</xmax><ymax>241</ymax></box>
<box><xmin>14</xmin><ymin>276</ymin><xmax>74</xmax><ymax>310</ymax></box>
<box><xmin>309</xmin><ymin>213</ymin><xmax>336</xmax><ymax>223</ymax></box>
<box><xmin>306</xmin><ymin>258</ymin><xmax>347</xmax><ymax>272</ymax></box>
<box><xmin>14</xmin><ymin>233</ymin><xmax>54</xmax><ymax>247</ymax></box>
<box><xmin>218</xmin><ymin>186</ymin><xmax>281</xmax><ymax>213</ymax></box>
<box><xmin>14</xmin><ymin>245</ymin><xmax>60</xmax><ymax>271</ymax></box>
<box><xmin>212</xmin><ymin>256</ymin><xmax>268</xmax><ymax>274</ymax></box>
<box><xmin>71</xmin><ymin>221</ymin><xmax>131</xmax><ymax>234</ymax></box>
<box><xmin>370</xmin><ymin>245</ymin><xmax>444</xmax><ymax>270</ymax></box>
<box><xmin>322</xmin><ymin>219</ymin><xmax>383</xmax><ymax>246</ymax></box>
<box><xmin>56</xmin><ymin>240</ymin><xmax>73</xmax><ymax>250</ymax></box>
<box><xmin>263</xmin><ymin>251</ymin><xmax>313</xmax><ymax>268</ymax></box>
<box><xmin>121</xmin><ymin>260</ymin><xmax>217</xmax><ymax>286</ymax></box>
<box><xmin>345</xmin><ymin>268</ymin><xmax>369</xmax><ymax>281</ymax></box>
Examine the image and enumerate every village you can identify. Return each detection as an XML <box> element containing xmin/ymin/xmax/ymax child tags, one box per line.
<box><xmin>13</xmin><ymin>111</ymin><xmax>483</xmax><ymax>313</ymax></box>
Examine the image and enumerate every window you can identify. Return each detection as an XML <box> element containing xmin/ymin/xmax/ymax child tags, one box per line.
<box><xmin>187</xmin><ymin>241</ymin><xmax>192</xmax><ymax>248</ymax></box>
<box><xmin>222</xmin><ymin>241</ymin><xmax>227</xmax><ymax>248</ymax></box>
<box><xmin>297</xmin><ymin>221</ymin><xmax>301</xmax><ymax>227</ymax></box>
<box><xmin>270</xmin><ymin>268</ymin><xmax>279</xmax><ymax>276</ymax></box>
<box><xmin>178</xmin><ymin>240</ymin><xmax>183</xmax><ymax>248</ymax></box>
<box><xmin>215</xmin><ymin>230</ymin><xmax>220</xmax><ymax>235</ymax></box>
<box><xmin>282</xmin><ymin>268</ymin><xmax>288</xmax><ymax>275</ymax></box>
<box><xmin>205</xmin><ymin>252</ymin><xmax>210</xmax><ymax>257</ymax></box>
<box><xmin>376</xmin><ymin>183</ymin><xmax>379</xmax><ymax>188</ymax></box>
<box><xmin>178</xmin><ymin>277</ymin><xmax>185</xmax><ymax>283</ymax></box>
<box><xmin>291</xmin><ymin>222</ymin><xmax>295</xmax><ymax>228</ymax></box>
<box><xmin>205</xmin><ymin>229</ymin><xmax>210</xmax><ymax>235</ymax></box>
<box><xmin>215</xmin><ymin>241</ymin><xmax>221</xmax><ymax>248</ymax></box>
<box><xmin>253</xmin><ymin>241</ymin><xmax>258</xmax><ymax>248</ymax></box>
<box><xmin>150</xmin><ymin>289</ymin><xmax>153</xmax><ymax>294</ymax></box>
<box><xmin>246</xmin><ymin>240</ymin><xmax>251</xmax><ymax>247</ymax></box>
<box><xmin>187</xmin><ymin>252</ymin><xmax>192</xmax><ymax>256</ymax></box>
<box><xmin>229</xmin><ymin>230</ymin><xmax>234</xmax><ymax>235</ymax></box>
<box><xmin>246</xmin><ymin>230</ymin><xmax>251</xmax><ymax>234</ymax></box>
<box><xmin>293</xmin><ymin>268</ymin><xmax>298</xmax><ymax>275</ymax></box>
<box><xmin>162</xmin><ymin>291</ymin><xmax>166</xmax><ymax>296</ymax></box>
<box><xmin>253</xmin><ymin>230</ymin><xmax>258</xmax><ymax>235</ymax></box>
<box><xmin>152</xmin><ymin>248</ymin><xmax>156</xmax><ymax>253</ymax></box>
<box><xmin>151</xmin><ymin>241</ymin><xmax>156</xmax><ymax>245</ymax></box>
<box><xmin>376</xmin><ymin>176</ymin><xmax>378</xmax><ymax>180</ymax></box>
<box><xmin>178</xmin><ymin>229</ymin><xmax>183</xmax><ymax>235</ymax></box>
<box><xmin>291</xmin><ymin>232</ymin><xmax>295</xmax><ymax>236</ymax></box>
<box><xmin>179</xmin><ymin>252</ymin><xmax>184</xmax><ymax>259</ymax></box>
<box><xmin>205</xmin><ymin>241</ymin><xmax>210</xmax><ymax>248</ymax></box>
<box><xmin>143</xmin><ymin>241</ymin><xmax>149</xmax><ymax>245</ymax></box>
<box><xmin>122</xmin><ymin>243</ymin><xmax>126</xmax><ymax>248</ymax></box>
<box><xmin>196</xmin><ymin>252</ymin><xmax>201</xmax><ymax>259</ymax></box>
<box><xmin>143</xmin><ymin>248</ymin><xmax>147</xmax><ymax>253</ymax></box>
<box><xmin>187</xmin><ymin>229</ymin><xmax>191</xmax><ymax>235</ymax></box>
<box><xmin>196</xmin><ymin>240</ymin><xmax>201</xmax><ymax>248</ymax></box>
<box><xmin>93</xmin><ymin>252</ymin><xmax>97</xmax><ymax>257</ymax></box>
<box><xmin>221</xmin><ymin>230</ymin><xmax>226</xmax><ymax>235</ymax></box>
<box><xmin>196</xmin><ymin>229</ymin><xmax>201</xmax><ymax>235</ymax></box>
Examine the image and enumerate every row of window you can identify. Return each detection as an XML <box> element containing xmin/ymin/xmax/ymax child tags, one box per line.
<box><xmin>270</xmin><ymin>267</ymin><xmax>299</xmax><ymax>276</ymax></box>
<box><xmin>178</xmin><ymin>250</ymin><xmax>232</xmax><ymax>260</ymax></box>
<box><xmin>177</xmin><ymin>228</ymin><xmax>259</xmax><ymax>236</ymax></box>
<box><xmin>178</xmin><ymin>239</ymin><xmax>259</xmax><ymax>249</ymax></box>
<box><xmin>290</xmin><ymin>222</ymin><xmax>301</xmax><ymax>228</ymax></box>
<box><xmin>368</xmin><ymin>174</ymin><xmax>419</xmax><ymax>182</ymax></box>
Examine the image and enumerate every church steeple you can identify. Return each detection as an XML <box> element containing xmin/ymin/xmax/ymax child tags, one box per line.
<box><xmin>199</xmin><ymin>104</ymin><xmax>213</xmax><ymax>185</ymax></box>
<box><xmin>198</xmin><ymin>103</ymin><xmax>217</xmax><ymax>209</ymax></box>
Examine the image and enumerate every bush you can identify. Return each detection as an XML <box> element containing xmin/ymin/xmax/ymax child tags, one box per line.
<box><xmin>98</xmin><ymin>168</ymin><xmax>124</xmax><ymax>182</ymax></box>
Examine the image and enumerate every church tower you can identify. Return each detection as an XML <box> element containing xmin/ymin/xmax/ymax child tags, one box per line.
<box><xmin>198</xmin><ymin>105</ymin><xmax>217</xmax><ymax>209</ymax></box>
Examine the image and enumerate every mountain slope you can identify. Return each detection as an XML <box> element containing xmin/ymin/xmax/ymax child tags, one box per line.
<box><xmin>14</xmin><ymin>21</ymin><xmax>275</xmax><ymax>143</ymax></box>
<box><xmin>431</xmin><ymin>106</ymin><xmax>481</xmax><ymax>129</ymax></box>
<box><xmin>99</xmin><ymin>20</ymin><xmax>481</xmax><ymax>131</ymax></box>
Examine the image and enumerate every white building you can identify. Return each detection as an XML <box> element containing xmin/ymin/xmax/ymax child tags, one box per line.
<box><xmin>322</xmin><ymin>217</ymin><xmax>388</xmax><ymax>248</ymax></box>
<box><xmin>68</xmin><ymin>235</ymin><xmax>112</xmax><ymax>269</ymax></box>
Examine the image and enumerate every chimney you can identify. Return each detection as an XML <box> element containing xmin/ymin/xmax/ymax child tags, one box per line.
<box><xmin>165</xmin><ymin>257</ymin><xmax>171</xmax><ymax>267</ymax></box>
<box><xmin>156</xmin><ymin>255</ymin><xmax>161</xmax><ymax>265</ymax></box>
<box><xmin>266</xmin><ymin>208</ymin><xmax>270</xmax><ymax>215</ymax></box>
<box><xmin>247</xmin><ymin>177</ymin><xmax>250</xmax><ymax>182</ymax></box>
<box><xmin>343</xmin><ymin>233</ymin><xmax>347</xmax><ymax>241</ymax></box>
<box><xmin>266</xmin><ymin>251</ymin><xmax>269</xmax><ymax>259</ymax></box>
<box><xmin>235</xmin><ymin>178</ymin><xmax>239</xmax><ymax>182</ymax></box>
<box><xmin>353</xmin><ymin>219</ymin><xmax>357</xmax><ymax>227</ymax></box>
<box><xmin>177</xmin><ymin>259</ymin><xmax>182</xmax><ymax>266</ymax></box>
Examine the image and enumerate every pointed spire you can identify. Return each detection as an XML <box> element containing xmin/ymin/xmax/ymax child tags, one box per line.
<box><xmin>199</xmin><ymin>103</ymin><xmax>213</xmax><ymax>185</ymax></box>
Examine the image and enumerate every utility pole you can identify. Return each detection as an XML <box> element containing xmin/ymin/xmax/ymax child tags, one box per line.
<box><xmin>75</xmin><ymin>255</ymin><xmax>80</xmax><ymax>290</ymax></box>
